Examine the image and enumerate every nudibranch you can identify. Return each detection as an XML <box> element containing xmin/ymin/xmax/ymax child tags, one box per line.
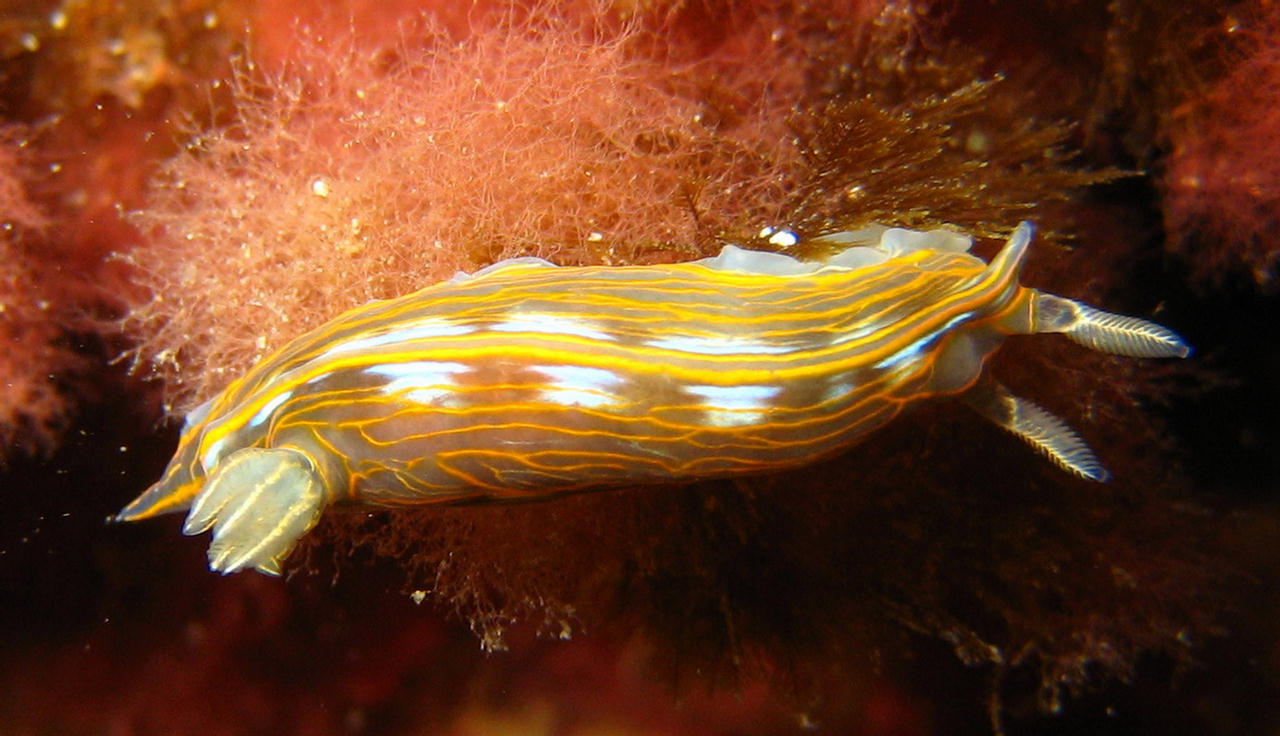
<box><xmin>115</xmin><ymin>222</ymin><xmax>1189</xmax><ymax>575</ymax></box>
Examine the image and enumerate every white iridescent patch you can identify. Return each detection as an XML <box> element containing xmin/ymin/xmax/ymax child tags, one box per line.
<box><xmin>246</xmin><ymin>390</ymin><xmax>293</xmax><ymax>428</ymax></box>
<box><xmin>531</xmin><ymin>364</ymin><xmax>625</xmax><ymax>409</ymax></box>
<box><xmin>685</xmin><ymin>383</ymin><xmax>782</xmax><ymax>427</ymax></box>
<box><xmin>366</xmin><ymin>361</ymin><xmax>472</xmax><ymax>406</ymax></box>
<box><xmin>490</xmin><ymin>314</ymin><xmax>615</xmax><ymax>342</ymax></box>
<box><xmin>822</xmin><ymin>380</ymin><xmax>856</xmax><ymax>403</ymax></box>
<box><xmin>829</xmin><ymin>323</ymin><xmax>878</xmax><ymax>345</ymax></box>
<box><xmin>872</xmin><ymin>314</ymin><xmax>970</xmax><ymax>371</ymax></box>
<box><xmin>200</xmin><ymin>436</ymin><xmax>228</xmax><ymax>473</ymax></box>
<box><xmin>321</xmin><ymin>319</ymin><xmax>476</xmax><ymax>357</ymax></box>
<box><xmin>645</xmin><ymin>334</ymin><xmax>792</xmax><ymax>355</ymax></box>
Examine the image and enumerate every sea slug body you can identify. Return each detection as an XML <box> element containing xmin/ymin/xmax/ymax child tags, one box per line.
<box><xmin>115</xmin><ymin>222</ymin><xmax>1190</xmax><ymax>575</ymax></box>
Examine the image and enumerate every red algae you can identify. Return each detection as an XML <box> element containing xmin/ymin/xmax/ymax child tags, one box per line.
<box><xmin>0</xmin><ymin>128</ymin><xmax>77</xmax><ymax>455</ymax></box>
<box><xmin>965</xmin><ymin>1</ymin><xmax>1280</xmax><ymax>288</ymax></box>
<box><xmin>1161</xmin><ymin>4</ymin><xmax>1280</xmax><ymax>287</ymax></box>
<box><xmin>0</xmin><ymin>0</ymin><xmax>252</xmax><ymax>457</ymax></box>
<box><xmin>1</xmin><ymin>0</ymin><xmax>246</xmax><ymax>114</ymax></box>
<box><xmin>123</xmin><ymin>4</ymin><xmax>806</xmax><ymax>413</ymax></box>
<box><xmin>0</xmin><ymin>129</ymin><xmax>59</xmax><ymax>453</ymax></box>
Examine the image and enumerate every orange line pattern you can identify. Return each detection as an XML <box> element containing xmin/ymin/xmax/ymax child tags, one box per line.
<box><xmin>123</xmin><ymin>233</ymin><xmax>1033</xmax><ymax>519</ymax></box>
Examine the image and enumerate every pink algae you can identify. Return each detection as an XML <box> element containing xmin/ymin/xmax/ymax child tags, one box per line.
<box><xmin>0</xmin><ymin>129</ymin><xmax>75</xmax><ymax>455</ymax></box>
<box><xmin>1161</xmin><ymin>5</ymin><xmax>1280</xmax><ymax>287</ymax></box>
<box><xmin>123</xmin><ymin>6</ymin><xmax>806</xmax><ymax>413</ymax></box>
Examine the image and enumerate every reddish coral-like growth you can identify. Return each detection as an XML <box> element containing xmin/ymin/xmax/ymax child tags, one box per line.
<box><xmin>1162</xmin><ymin>5</ymin><xmax>1280</xmax><ymax>287</ymax></box>
<box><xmin>0</xmin><ymin>129</ymin><xmax>76</xmax><ymax>455</ymax></box>
<box><xmin>124</xmin><ymin>5</ymin><xmax>805</xmax><ymax>413</ymax></box>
